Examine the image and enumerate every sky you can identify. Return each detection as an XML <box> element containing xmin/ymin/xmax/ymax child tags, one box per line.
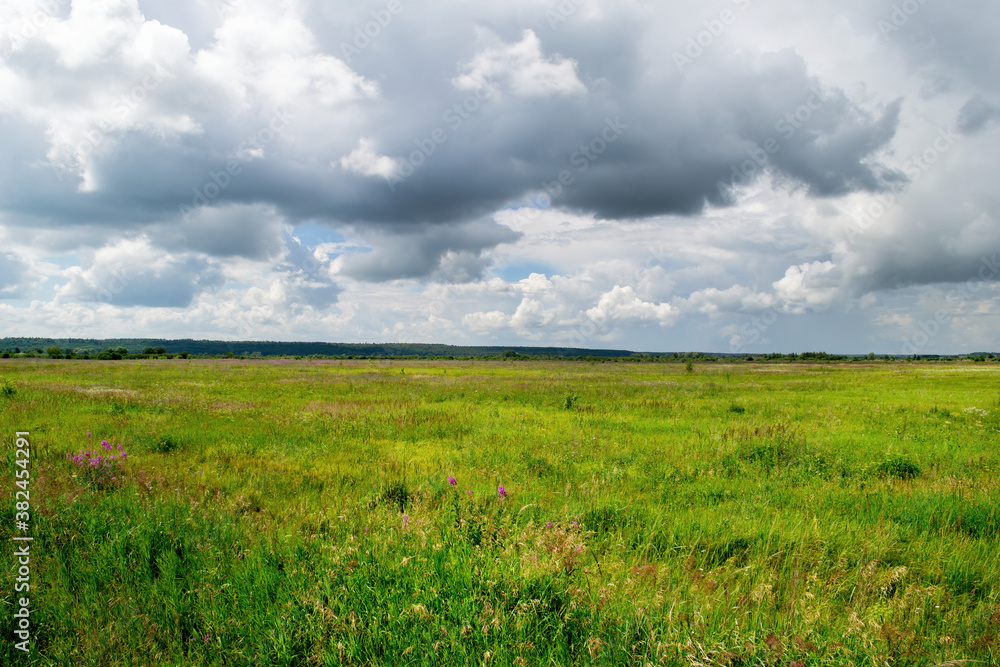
<box><xmin>1</xmin><ymin>0</ymin><xmax>998</xmax><ymax>354</ymax></box>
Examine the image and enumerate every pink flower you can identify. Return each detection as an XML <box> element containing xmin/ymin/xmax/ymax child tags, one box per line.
<box><xmin>448</xmin><ymin>475</ymin><xmax>457</xmax><ymax>487</ymax></box>
<box><xmin>497</xmin><ymin>485</ymin><xmax>506</xmax><ymax>499</ymax></box>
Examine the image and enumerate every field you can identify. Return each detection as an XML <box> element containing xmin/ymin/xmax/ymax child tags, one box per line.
<box><xmin>2</xmin><ymin>358</ymin><xmax>999</xmax><ymax>665</ymax></box>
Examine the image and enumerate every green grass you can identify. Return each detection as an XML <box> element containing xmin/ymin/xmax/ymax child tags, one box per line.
<box><xmin>2</xmin><ymin>358</ymin><xmax>999</xmax><ymax>665</ymax></box>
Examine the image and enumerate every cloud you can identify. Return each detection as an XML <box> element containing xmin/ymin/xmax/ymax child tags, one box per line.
<box><xmin>957</xmin><ymin>95</ymin><xmax>1000</xmax><ymax>134</ymax></box>
<box><xmin>684</xmin><ymin>285</ymin><xmax>777</xmax><ymax>319</ymax></box>
<box><xmin>0</xmin><ymin>0</ymin><xmax>997</xmax><ymax>353</ymax></box>
<box><xmin>453</xmin><ymin>29</ymin><xmax>587</xmax><ymax>97</ymax></box>
<box><xmin>773</xmin><ymin>261</ymin><xmax>840</xmax><ymax>313</ymax></box>
<box><xmin>462</xmin><ymin>310</ymin><xmax>509</xmax><ymax>334</ymax></box>
<box><xmin>153</xmin><ymin>203</ymin><xmax>286</xmax><ymax>260</ymax></box>
<box><xmin>587</xmin><ymin>285</ymin><xmax>676</xmax><ymax>325</ymax></box>
<box><xmin>0</xmin><ymin>251</ymin><xmax>31</xmax><ymax>295</ymax></box>
<box><xmin>56</xmin><ymin>236</ymin><xmax>223</xmax><ymax>307</ymax></box>
<box><xmin>338</xmin><ymin>137</ymin><xmax>399</xmax><ymax>179</ymax></box>
<box><xmin>337</xmin><ymin>220</ymin><xmax>520</xmax><ymax>282</ymax></box>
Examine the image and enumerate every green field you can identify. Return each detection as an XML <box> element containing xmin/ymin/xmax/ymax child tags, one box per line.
<box><xmin>2</xmin><ymin>359</ymin><xmax>999</xmax><ymax>665</ymax></box>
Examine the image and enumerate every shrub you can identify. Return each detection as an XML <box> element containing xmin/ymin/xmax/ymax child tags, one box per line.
<box><xmin>878</xmin><ymin>455</ymin><xmax>921</xmax><ymax>480</ymax></box>
<box><xmin>380</xmin><ymin>481</ymin><xmax>411</xmax><ymax>512</ymax></box>
<box><xmin>1</xmin><ymin>377</ymin><xmax>15</xmax><ymax>397</ymax></box>
<box><xmin>152</xmin><ymin>435</ymin><xmax>181</xmax><ymax>453</ymax></box>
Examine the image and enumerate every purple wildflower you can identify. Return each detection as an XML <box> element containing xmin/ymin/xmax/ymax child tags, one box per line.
<box><xmin>448</xmin><ymin>475</ymin><xmax>457</xmax><ymax>487</ymax></box>
<box><xmin>86</xmin><ymin>432</ymin><xmax>92</xmax><ymax>437</ymax></box>
<box><xmin>497</xmin><ymin>485</ymin><xmax>506</xmax><ymax>499</ymax></box>
<box><xmin>546</xmin><ymin>522</ymin><xmax>553</xmax><ymax>528</ymax></box>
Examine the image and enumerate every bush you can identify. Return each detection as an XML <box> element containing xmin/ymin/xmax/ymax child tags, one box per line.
<box><xmin>878</xmin><ymin>455</ymin><xmax>921</xmax><ymax>480</ymax></box>
<box><xmin>1</xmin><ymin>377</ymin><xmax>15</xmax><ymax>397</ymax></box>
<box><xmin>151</xmin><ymin>435</ymin><xmax>181</xmax><ymax>453</ymax></box>
<box><xmin>379</xmin><ymin>482</ymin><xmax>411</xmax><ymax>512</ymax></box>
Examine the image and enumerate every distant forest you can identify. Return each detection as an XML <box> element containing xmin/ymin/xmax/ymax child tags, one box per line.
<box><xmin>0</xmin><ymin>337</ymin><xmax>648</xmax><ymax>359</ymax></box>
<box><xmin>1</xmin><ymin>337</ymin><xmax>994</xmax><ymax>361</ymax></box>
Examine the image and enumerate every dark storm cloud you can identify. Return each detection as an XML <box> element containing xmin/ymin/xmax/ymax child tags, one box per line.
<box><xmin>338</xmin><ymin>219</ymin><xmax>520</xmax><ymax>282</ymax></box>
<box><xmin>0</xmin><ymin>0</ymin><xmax>908</xmax><ymax>283</ymax></box>
<box><xmin>957</xmin><ymin>95</ymin><xmax>1000</xmax><ymax>135</ymax></box>
<box><xmin>155</xmin><ymin>204</ymin><xmax>286</xmax><ymax>260</ymax></box>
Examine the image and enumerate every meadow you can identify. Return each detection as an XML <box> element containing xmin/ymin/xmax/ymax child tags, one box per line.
<box><xmin>1</xmin><ymin>358</ymin><xmax>999</xmax><ymax>666</ymax></box>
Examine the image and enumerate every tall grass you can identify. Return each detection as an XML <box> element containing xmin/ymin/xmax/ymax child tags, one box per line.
<box><xmin>1</xmin><ymin>359</ymin><xmax>998</xmax><ymax>664</ymax></box>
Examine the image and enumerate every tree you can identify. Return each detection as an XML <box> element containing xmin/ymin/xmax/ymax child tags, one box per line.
<box><xmin>46</xmin><ymin>345</ymin><xmax>62</xmax><ymax>359</ymax></box>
